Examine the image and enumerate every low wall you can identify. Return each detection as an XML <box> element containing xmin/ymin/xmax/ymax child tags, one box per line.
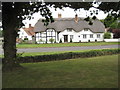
<box><xmin>104</xmin><ymin>39</ymin><xmax>120</xmax><ymax>42</ymax></box>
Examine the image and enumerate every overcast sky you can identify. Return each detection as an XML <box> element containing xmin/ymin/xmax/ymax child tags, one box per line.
<box><xmin>23</xmin><ymin>6</ymin><xmax>108</xmax><ymax>27</ymax></box>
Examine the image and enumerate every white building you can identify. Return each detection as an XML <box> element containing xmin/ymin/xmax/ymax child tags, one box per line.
<box><xmin>18</xmin><ymin>24</ymin><xmax>35</xmax><ymax>40</ymax></box>
<box><xmin>34</xmin><ymin>14</ymin><xmax>105</xmax><ymax>43</ymax></box>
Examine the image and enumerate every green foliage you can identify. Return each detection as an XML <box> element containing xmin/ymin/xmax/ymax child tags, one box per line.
<box><xmin>3</xmin><ymin>2</ymin><xmax>120</xmax><ymax>71</ymax></box>
<box><xmin>103</xmin><ymin>15</ymin><xmax>120</xmax><ymax>28</ymax></box>
<box><xmin>89</xmin><ymin>21</ymin><xmax>93</xmax><ymax>25</ymax></box>
<box><xmin>24</xmin><ymin>38</ymin><xmax>28</xmax><ymax>40</ymax></box>
<box><xmin>0</xmin><ymin>30</ymin><xmax>3</xmax><ymax>37</ymax></box>
<box><xmin>70</xmin><ymin>38</ymin><xmax>72</xmax><ymax>43</ymax></box>
<box><xmin>49</xmin><ymin>38</ymin><xmax>54</xmax><ymax>43</ymax></box>
<box><xmin>17</xmin><ymin>49</ymin><xmax>120</xmax><ymax>63</ymax></box>
<box><xmin>84</xmin><ymin>16</ymin><xmax>90</xmax><ymax>21</ymax></box>
<box><xmin>59</xmin><ymin>39</ymin><xmax>62</xmax><ymax>43</ymax></box>
<box><xmin>104</xmin><ymin>15</ymin><xmax>115</xmax><ymax>28</ymax></box>
<box><xmin>117</xmin><ymin>22</ymin><xmax>120</xmax><ymax>29</ymax></box>
<box><xmin>92</xmin><ymin>16</ymin><xmax>97</xmax><ymax>20</ymax></box>
<box><xmin>104</xmin><ymin>32</ymin><xmax>111</xmax><ymax>39</ymax></box>
<box><xmin>84</xmin><ymin>16</ymin><xmax>94</xmax><ymax>25</ymax></box>
<box><xmin>39</xmin><ymin>39</ymin><xmax>43</xmax><ymax>43</ymax></box>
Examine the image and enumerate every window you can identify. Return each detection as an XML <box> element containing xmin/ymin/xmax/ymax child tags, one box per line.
<box><xmin>90</xmin><ymin>34</ymin><xmax>93</xmax><ymax>38</ymax></box>
<box><xmin>24</xmin><ymin>36</ymin><xmax>27</xmax><ymax>38</ymax></box>
<box><xmin>70</xmin><ymin>35</ymin><xmax>74</xmax><ymax>39</ymax></box>
<box><xmin>83</xmin><ymin>34</ymin><xmax>87</xmax><ymax>38</ymax></box>
<box><xmin>84</xmin><ymin>28</ymin><xmax>89</xmax><ymax>31</ymax></box>
<box><xmin>97</xmin><ymin>34</ymin><xmax>100</xmax><ymax>38</ymax></box>
<box><xmin>67</xmin><ymin>28</ymin><xmax>72</xmax><ymax>32</ymax></box>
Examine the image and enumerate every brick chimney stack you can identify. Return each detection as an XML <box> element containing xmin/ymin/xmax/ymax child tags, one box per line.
<box><xmin>75</xmin><ymin>14</ymin><xmax>78</xmax><ymax>23</ymax></box>
<box><xmin>58</xmin><ymin>13</ymin><xmax>62</xmax><ymax>18</ymax></box>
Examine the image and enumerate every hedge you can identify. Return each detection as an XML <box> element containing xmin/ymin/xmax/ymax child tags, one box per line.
<box><xmin>16</xmin><ymin>48</ymin><xmax>120</xmax><ymax>63</ymax></box>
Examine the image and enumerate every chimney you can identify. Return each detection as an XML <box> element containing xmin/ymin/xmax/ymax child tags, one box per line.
<box><xmin>75</xmin><ymin>14</ymin><xmax>78</xmax><ymax>23</ymax></box>
<box><xmin>29</xmin><ymin>24</ymin><xmax>32</xmax><ymax>28</ymax></box>
<box><xmin>58</xmin><ymin>13</ymin><xmax>62</xmax><ymax>18</ymax></box>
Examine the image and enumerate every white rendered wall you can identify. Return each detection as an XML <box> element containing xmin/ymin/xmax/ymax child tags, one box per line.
<box><xmin>18</xmin><ymin>28</ymin><xmax>32</xmax><ymax>40</ymax></box>
<box><xmin>35</xmin><ymin>29</ymin><xmax>104</xmax><ymax>43</ymax></box>
<box><xmin>59</xmin><ymin>29</ymin><xmax>104</xmax><ymax>42</ymax></box>
<box><xmin>59</xmin><ymin>29</ymin><xmax>78</xmax><ymax>42</ymax></box>
<box><xmin>104</xmin><ymin>38</ymin><xmax>120</xmax><ymax>42</ymax></box>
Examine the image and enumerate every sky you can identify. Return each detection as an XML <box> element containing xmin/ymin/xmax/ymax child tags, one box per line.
<box><xmin>23</xmin><ymin>6</ymin><xmax>108</xmax><ymax>28</ymax></box>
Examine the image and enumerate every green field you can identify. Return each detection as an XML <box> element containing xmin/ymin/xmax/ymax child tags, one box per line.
<box><xmin>19</xmin><ymin>49</ymin><xmax>92</xmax><ymax>57</ymax></box>
<box><xmin>17</xmin><ymin>42</ymin><xmax>120</xmax><ymax>48</ymax></box>
<box><xmin>3</xmin><ymin>54</ymin><xmax>118</xmax><ymax>88</ymax></box>
<box><xmin>0</xmin><ymin>49</ymin><xmax>106</xmax><ymax>57</ymax></box>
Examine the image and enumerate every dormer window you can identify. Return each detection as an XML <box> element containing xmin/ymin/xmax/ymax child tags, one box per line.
<box><xmin>84</xmin><ymin>28</ymin><xmax>89</xmax><ymax>31</ymax></box>
<box><xmin>67</xmin><ymin>28</ymin><xmax>72</xmax><ymax>32</ymax></box>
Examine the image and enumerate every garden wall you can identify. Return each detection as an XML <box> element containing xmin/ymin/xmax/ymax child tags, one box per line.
<box><xmin>104</xmin><ymin>39</ymin><xmax>120</xmax><ymax>42</ymax></box>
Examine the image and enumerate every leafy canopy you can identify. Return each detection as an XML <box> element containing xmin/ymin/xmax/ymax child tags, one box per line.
<box><xmin>2</xmin><ymin>1</ymin><xmax>120</xmax><ymax>29</ymax></box>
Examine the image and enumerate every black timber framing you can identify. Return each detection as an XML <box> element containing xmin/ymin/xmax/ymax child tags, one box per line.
<box><xmin>35</xmin><ymin>32</ymin><xmax>37</xmax><ymax>44</ymax></box>
<box><xmin>35</xmin><ymin>29</ymin><xmax>57</xmax><ymax>43</ymax></box>
<box><xmin>46</xmin><ymin>30</ymin><xmax>47</xmax><ymax>43</ymax></box>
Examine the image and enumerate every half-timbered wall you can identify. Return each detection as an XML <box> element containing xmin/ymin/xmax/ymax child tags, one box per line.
<box><xmin>35</xmin><ymin>28</ymin><xmax>104</xmax><ymax>43</ymax></box>
<box><xmin>36</xmin><ymin>29</ymin><xmax>57</xmax><ymax>43</ymax></box>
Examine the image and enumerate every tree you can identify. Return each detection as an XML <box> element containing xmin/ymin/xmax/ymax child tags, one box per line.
<box><xmin>98</xmin><ymin>2</ymin><xmax>120</xmax><ymax>18</ymax></box>
<box><xmin>104</xmin><ymin>32</ymin><xmax>111</xmax><ymax>39</ymax></box>
<box><xmin>2</xmin><ymin>2</ymin><xmax>92</xmax><ymax>71</ymax></box>
<box><xmin>2</xmin><ymin>2</ymin><xmax>54</xmax><ymax>71</ymax></box>
<box><xmin>103</xmin><ymin>15</ymin><xmax>120</xmax><ymax>28</ymax></box>
<box><xmin>2</xmin><ymin>1</ymin><xmax>120</xmax><ymax>71</ymax></box>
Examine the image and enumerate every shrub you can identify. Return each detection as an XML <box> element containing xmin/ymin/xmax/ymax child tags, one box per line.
<box><xmin>70</xmin><ymin>38</ymin><xmax>72</xmax><ymax>43</ymax></box>
<box><xmin>59</xmin><ymin>39</ymin><xmax>62</xmax><ymax>43</ymax></box>
<box><xmin>49</xmin><ymin>38</ymin><xmax>54</xmax><ymax>43</ymax></box>
<box><xmin>18</xmin><ymin>49</ymin><xmax>120</xmax><ymax>63</ymax></box>
<box><xmin>39</xmin><ymin>39</ymin><xmax>43</xmax><ymax>42</ymax></box>
<box><xmin>24</xmin><ymin>37</ymin><xmax>28</xmax><ymax>40</ymax></box>
<box><xmin>104</xmin><ymin>32</ymin><xmax>111</xmax><ymax>39</ymax></box>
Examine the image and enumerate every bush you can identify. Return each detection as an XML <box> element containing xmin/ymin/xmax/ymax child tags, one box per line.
<box><xmin>70</xmin><ymin>38</ymin><xmax>72</xmax><ymax>43</ymax></box>
<box><xmin>18</xmin><ymin>49</ymin><xmax>120</xmax><ymax>63</ymax></box>
<box><xmin>24</xmin><ymin>37</ymin><xmax>28</xmax><ymax>40</ymax></box>
<box><xmin>49</xmin><ymin>38</ymin><xmax>54</xmax><ymax>43</ymax></box>
<box><xmin>104</xmin><ymin>32</ymin><xmax>111</xmax><ymax>39</ymax></box>
<box><xmin>59</xmin><ymin>39</ymin><xmax>62</xmax><ymax>43</ymax></box>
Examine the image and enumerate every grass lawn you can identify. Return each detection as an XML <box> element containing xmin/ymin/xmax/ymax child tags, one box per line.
<box><xmin>3</xmin><ymin>54</ymin><xmax>118</xmax><ymax>88</ymax></box>
<box><xmin>17</xmin><ymin>42</ymin><xmax>120</xmax><ymax>48</ymax></box>
<box><xmin>17</xmin><ymin>48</ymin><xmax>118</xmax><ymax>57</ymax></box>
<box><xmin>0</xmin><ymin>49</ymin><xmax>105</xmax><ymax>57</ymax></box>
<box><xmin>19</xmin><ymin>49</ymin><xmax>92</xmax><ymax>57</ymax></box>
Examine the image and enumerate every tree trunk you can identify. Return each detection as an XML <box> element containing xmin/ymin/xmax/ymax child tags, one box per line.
<box><xmin>2</xmin><ymin>3</ymin><xmax>23</xmax><ymax>71</ymax></box>
<box><xmin>2</xmin><ymin>25</ymin><xmax>21</xmax><ymax>71</ymax></box>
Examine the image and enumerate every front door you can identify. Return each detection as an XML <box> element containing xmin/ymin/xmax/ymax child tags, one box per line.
<box><xmin>64</xmin><ymin>35</ymin><xmax>68</xmax><ymax>42</ymax></box>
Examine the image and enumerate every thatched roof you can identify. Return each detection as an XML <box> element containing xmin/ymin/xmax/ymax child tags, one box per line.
<box><xmin>34</xmin><ymin>18</ymin><xmax>105</xmax><ymax>33</ymax></box>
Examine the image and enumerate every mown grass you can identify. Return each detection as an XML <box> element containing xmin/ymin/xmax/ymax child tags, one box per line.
<box><xmin>17</xmin><ymin>42</ymin><xmax>120</xmax><ymax>48</ymax></box>
<box><xmin>17</xmin><ymin>48</ymin><xmax>118</xmax><ymax>57</ymax></box>
<box><xmin>19</xmin><ymin>49</ymin><xmax>91</xmax><ymax>57</ymax></box>
<box><xmin>3</xmin><ymin>54</ymin><xmax>118</xmax><ymax>88</ymax></box>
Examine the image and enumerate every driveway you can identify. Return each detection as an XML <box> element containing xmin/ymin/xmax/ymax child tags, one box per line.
<box><xmin>16</xmin><ymin>45</ymin><xmax>120</xmax><ymax>53</ymax></box>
